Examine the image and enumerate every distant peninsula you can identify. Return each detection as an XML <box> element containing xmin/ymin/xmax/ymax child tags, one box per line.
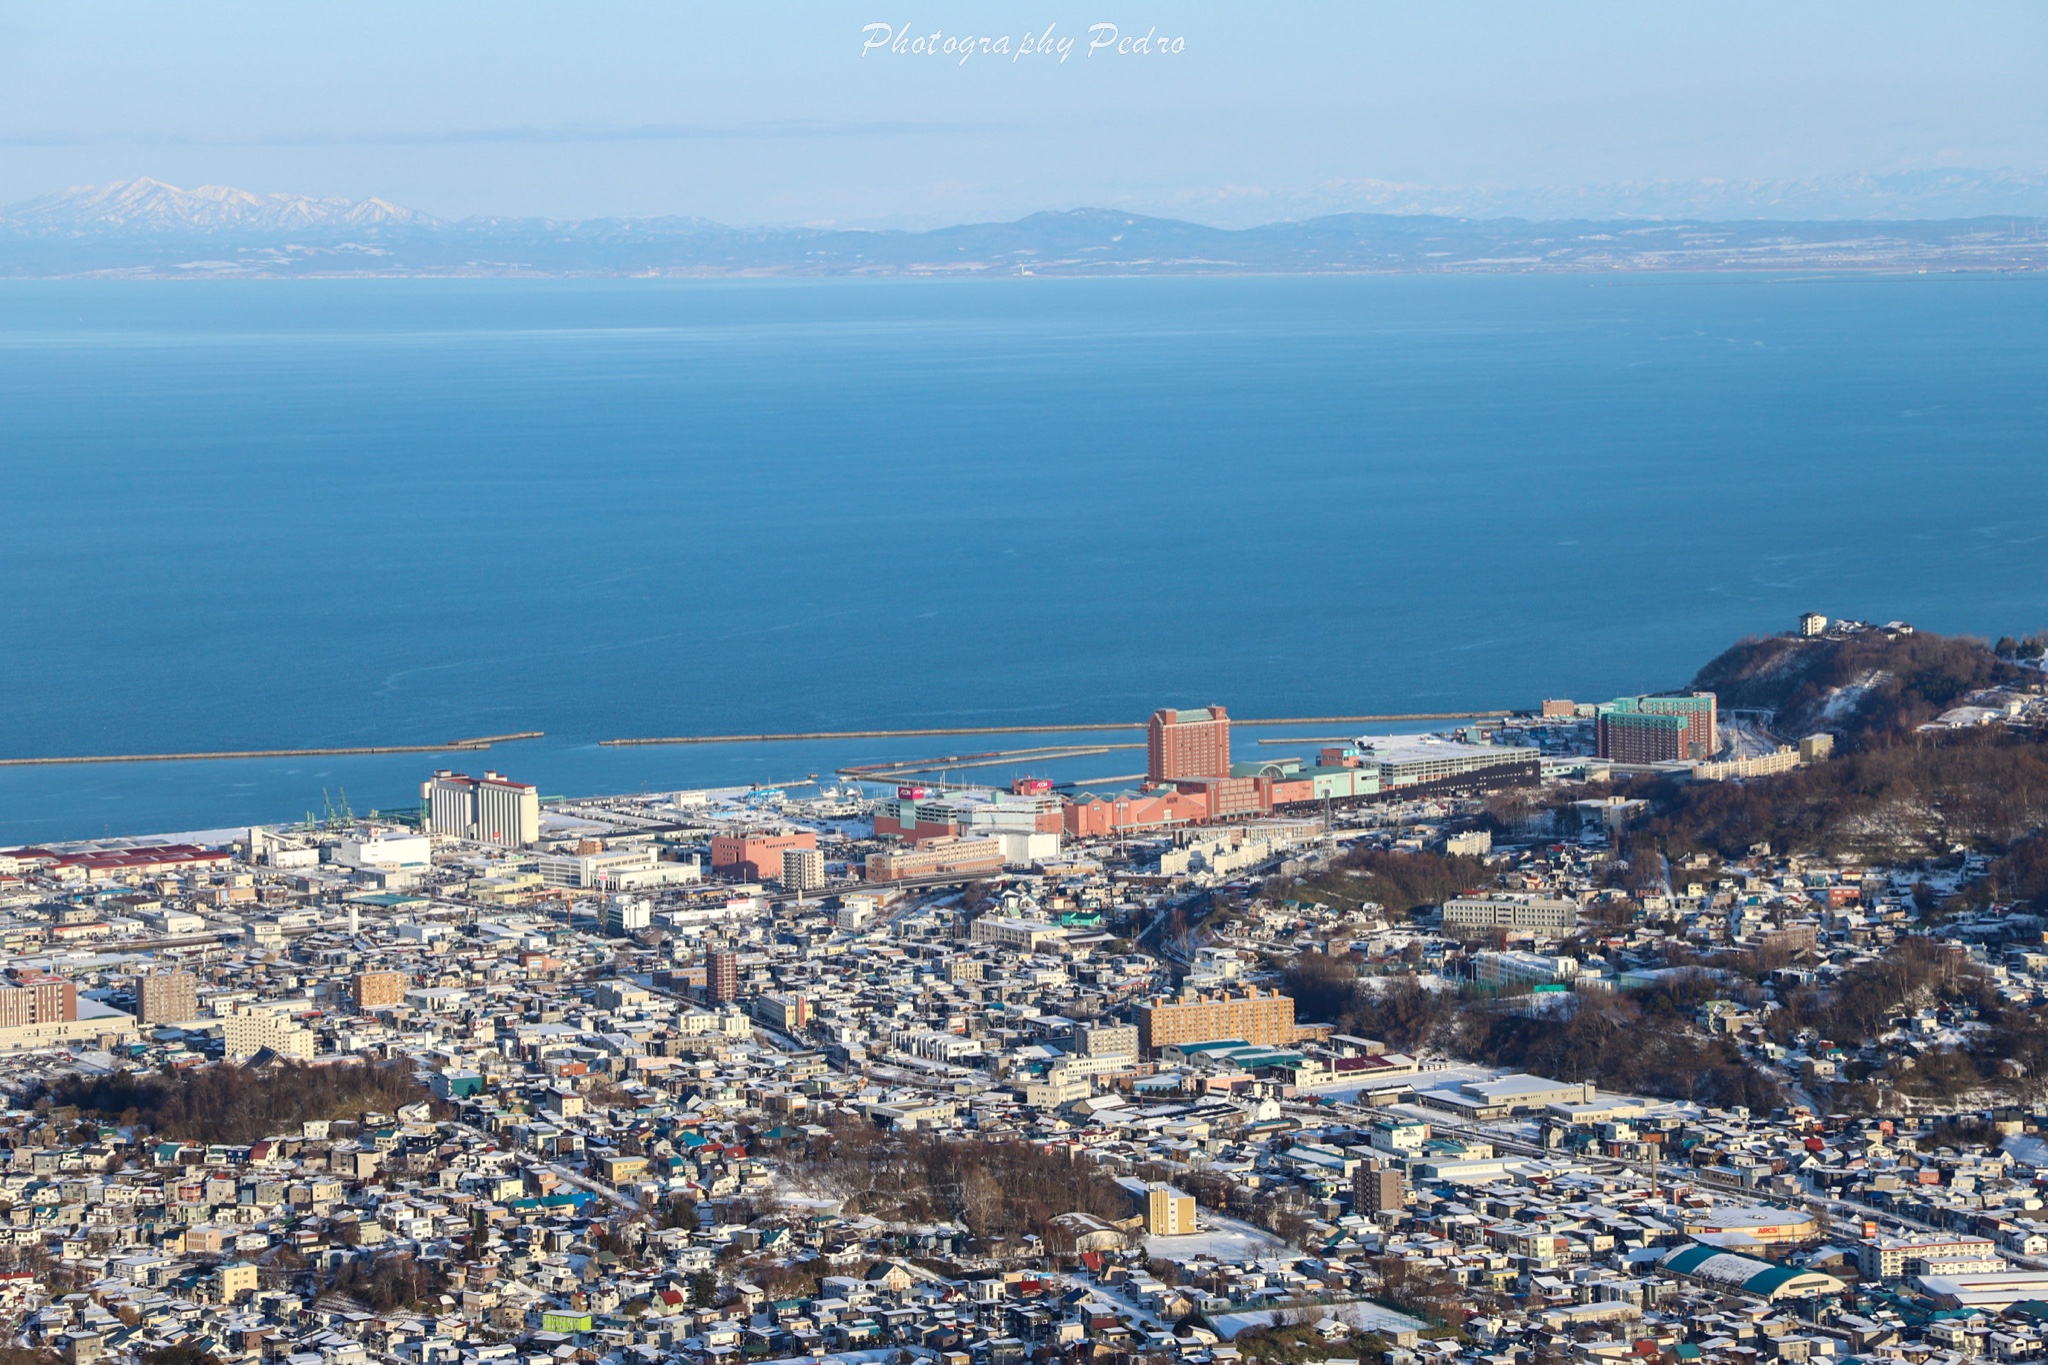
<box><xmin>3</xmin><ymin>178</ymin><xmax>2043</xmax><ymax>279</ymax></box>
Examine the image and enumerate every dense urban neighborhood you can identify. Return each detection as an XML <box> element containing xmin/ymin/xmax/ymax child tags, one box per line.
<box><xmin>10</xmin><ymin>623</ymin><xmax>2048</xmax><ymax>1365</ymax></box>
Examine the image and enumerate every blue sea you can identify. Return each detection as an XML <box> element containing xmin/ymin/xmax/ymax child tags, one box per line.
<box><xmin>3</xmin><ymin>273</ymin><xmax>2045</xmax><ymax>843</ymax></box>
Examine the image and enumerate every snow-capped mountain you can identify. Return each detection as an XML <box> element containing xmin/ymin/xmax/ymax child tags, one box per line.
<box><xmin>0</xmin><ymin>177</ymin><xmax>434</xmax><ymax>233</ymax></box>
<box><xmin>0</xmin><ymin>176</ymin><xmax>2038</xmax><ymax>277</ymax></box>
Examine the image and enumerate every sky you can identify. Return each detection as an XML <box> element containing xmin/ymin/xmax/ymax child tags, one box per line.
<box><xmin>1</xmin><ymin>1</ymin><xmax>2044</xmax><ymax>226</ymax></box>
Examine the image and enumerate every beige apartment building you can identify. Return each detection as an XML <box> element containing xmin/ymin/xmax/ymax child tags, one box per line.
<box><xmin>1135</xmin><ymin>986</ymin><xmax>1297</xmax><ymax>1054</ymax></box>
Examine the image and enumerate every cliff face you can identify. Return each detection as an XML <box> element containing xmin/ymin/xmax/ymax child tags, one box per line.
<box><xmin>1690</xmin><ymin>630</ymin><xmax>2022</xmax><ymax>746</ymax></box>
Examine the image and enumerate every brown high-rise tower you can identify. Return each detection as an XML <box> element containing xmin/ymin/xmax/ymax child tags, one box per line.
<box><xmin>1147</xmin><ymin>706</ymin><xmax>1232</xmax><ymax>782</ymax></box>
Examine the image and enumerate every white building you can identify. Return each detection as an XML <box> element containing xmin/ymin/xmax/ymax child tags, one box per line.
<box><xmin>1443</xmin><ymin>893</ymin><xmax>1579</xmax><ymax>938</ymax></box>
<box><xmin>335</xmin><ymin>831</ymin><xmax>431</xmax><ymax>873</ymax></box>
<box><xmin>837</xmin><ymin>896</ymin><xmax>879</xmax><ymax>931</ymax></box>
<box><xmin>601</xmin><ymin>896</ymin><xmax>652</xmax><ymax>935</ymax></box>
<box><xmin>1471</xmin><ymin>950</ymin><xmax>1580</xmax><ymax>989</ymax></box>
<box><xmin>1862</xmin><ymin>1234</ymin><xmax>2005</xmax><ymax>1280</ymax></box>
<box><xmin>1354</xmin><ymin>734</ymin><xmax>1536</xmax><ymax>789</ymax></box>
<box><xmin>221</xmin><ymin>1005</ymin><xmax>317</xmax><ymax>1061</ymax></box>
<box><xmin>1418</xmin><ymin>1073</ymin><xmax>1597</xmax><ymax>1119</ymax></box>
<box><xmin>539</xmin><ymin>845</ymin><xmax>700</xmax><ymax>890</ymax></box>
<box><xmin>141</xmin><ymin>907</ymin><xmax>207</xmax><ymax>936</ymax></box>
<box><xmin>970</xmin><ymin>916</ymin><xmax>1067</xmax><ymax>952</ymax></box>
<box><xmin>997</xmin><ymin>831</ymin><xmax>1060</xmax><ymax>867</ymax></box>
<box><xmin>422</xmin><ymin>770</ymin><xmax>540</xmax><ymax>847</ymax></box>
<box><xmin>781</xmin><ymin>846</ymin><xmax>826</xmax><ymax>892</ymax></box>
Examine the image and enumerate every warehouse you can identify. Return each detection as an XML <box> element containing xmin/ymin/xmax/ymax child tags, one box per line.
<box><xmin>1660</xmin><ymin>1244</ymin><xmax>1845</xmax><ymax>1301</ymax></box>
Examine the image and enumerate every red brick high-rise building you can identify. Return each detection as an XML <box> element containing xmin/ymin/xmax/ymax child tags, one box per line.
<box><xmin>706</xmin><ymin>949</ymin><xmax>740</xmax><ymax>1003</ymax></box>
<box><xmin>1597</xmin><ymin>711</ymin><xmax>1687</xmax><ymax>764</ymax></box>
<box><xmin>0</xmin><ymin>973</ymin><xmax>76</xmax><ymax>1029</ymax></box>
<box><xmin>1147</xmin><ymin>706</ymin><xmax>1232</xmax><ymax>782</ymax></box>
<box><xmin>1595</xmin><ymin>693</ymin><xmax>1718</xmax><ymax>763</ymax></box>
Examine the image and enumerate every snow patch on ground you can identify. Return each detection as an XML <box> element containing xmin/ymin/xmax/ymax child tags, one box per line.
<box><xmin>1214</xmin><ymin>1303</ymin><xmax>1429</xmax><ymax>1340</ymax></box>
<box><xmin>2004</xmin><ymin>1134</ymin><xmax>2048</xmax><ymax>1169</ymax></box>
<box><xmin>1818</xmin><ymin>671</ymin><xmax>1891</xmax><ymax>722</ymax></box>
<box><xmin>1145</xmin><ymin>1215</ymin><xmax>1289</xmax><ymax>1262</ymax></box>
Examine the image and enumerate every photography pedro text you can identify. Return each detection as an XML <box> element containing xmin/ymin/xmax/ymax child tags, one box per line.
<box><xmin>860</xmin><ymin>22</ymin><xmax>1185</xmax><ymax>64</ymax></box>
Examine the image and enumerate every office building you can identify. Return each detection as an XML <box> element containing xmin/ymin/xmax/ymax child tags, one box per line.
<box><xmin>335</xmin><ymin>831</ymin><xmax>430</xmax><ymax>872</ymax></box>
<box><xmin>865</xmin><ymin>836</ymin><xmax>1005</xmax><ymax>883</ymax></box>
<box><xmin>1148</xmin><ymin>706</ymin><xmax>1232</xmax><ymax>781</ymax></box>
<box><xmin>421</xmin><ymin>770</ymin><xmax>540</xmax><ymax>847</ymax></box>
<box><xmin>781</xmin><ymin>846</ymin><xmax>826</xmax><ymax>892</ymax></box>
<box><xmin>1442</xmin><ymin>894</ymin><xmax>1579</xmax><ymax>938</ymax></box>
<box><xmin>1135</xmin><ymin>986</ymin><xmax>1297</xmax><ymax>1054</ymax></box>
<box><xmin>538</xmin><ymin>844</ymin><xmax>700</xmax><ymax>890</ymax></box>
<box><xmin>994</xmin><ymin>830</ymin><xmax>1061</xmax><ymax>866</ymax></box>
<box><xmin>137</xmin><ymin>971</ymin><xmax>198</xmax><ymax>1025</ymax></box>
<box><xmin>1024</xmin><ymin>1068</ymin><xmax>1094</xmax><ymax>1109</ymax></box>
<box><xmin>710</xmin><ymin>830</ymin><xmax>816</xmax><ymax>881</ymax></box>
<box><xmin>353</xmin><ymin>971</ymin><xmax>406</xmax><ymax>1010</ymax></box>
<box><xmin>706</xmin><ymin>949</ymin><xmax>740</xmax><ymax>1004</ymax></box>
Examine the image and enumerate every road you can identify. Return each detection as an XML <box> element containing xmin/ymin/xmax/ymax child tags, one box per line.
<box><xmin>536</xmin><ymin>1158</ymin><xmax>642</xmax><ymax>1212</ymax></box>
<box><xmin>1718</xmin><ymin>711</ymin><xmax>1781</xmax><ymax>761</ymax></box>
<box><xmin>446</xmin><ymin>1115</ymin><xmax>642</xmax><ymax>1213</ymax></box>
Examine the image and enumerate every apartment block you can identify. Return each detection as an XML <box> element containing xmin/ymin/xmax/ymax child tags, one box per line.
<box><xmin>781</xmin><ymin>846</ymin><xmax>826</xmax><ymax>892</ymax></box>
<box><xmin>137</xmin><ymin>970</ymin><xmax>198</xmax><ymax>1025</ymax></box>
<box><xmin>353</xmin><ymin>970</ymin><xmax>406</xmax><ymax>1010</ymax></box>
<box><xmin>1146</xmin><ymin>1183</ymin><xmax>1198</xmax><ymax>1236</ymax></box>
<box><xmin>1357</xmin><ymin>1163</ymin><xmax>1405</xmax><ymax>1215</ymax></box>
<box><xmin>1135</xmin><ymin>986</ymin><xmax>1297</xmax><ymax>1054</ymax></box>
<box><xmin>706</xmin><ymin>949</ymin><xmax>740</xmax><ymax>1004</ymax></box>
<box><xmin>222</xmin><ymin>1007</ymin><xmax>316</xmax><ymax>1061</ymax></box>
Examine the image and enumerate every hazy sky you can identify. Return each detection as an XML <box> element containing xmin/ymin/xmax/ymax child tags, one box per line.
<box><xmin>2</xmin><ymin>1</ymin><xmax>2044</xmax><ymax>225</ymax></box>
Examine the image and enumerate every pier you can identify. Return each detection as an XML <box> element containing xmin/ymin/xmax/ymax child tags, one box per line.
<box><xmin>0</xmin><ymin>731</ymin><xmax>543</xmax><ymax>768</ymax></box>
<box><xmin>600</xmin><ymin>711</ymin><xmax>1511</xmax><ymax>747</ymax></box>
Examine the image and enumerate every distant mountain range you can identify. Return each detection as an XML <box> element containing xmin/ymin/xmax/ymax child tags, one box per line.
<box><xmin>3</xmin><ymin>178</ymin><xmax>2043</xmax><ymax>277</ymax></box>
<box><xmin>5</xmin><ymin>177</ymin><xmax>431</xmax><ymax>233</ymax></box>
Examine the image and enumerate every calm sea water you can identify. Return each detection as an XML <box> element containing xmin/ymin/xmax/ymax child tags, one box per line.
<box><xmin>2</xmin><ymin>273</ymin><xmax>2045</xmax><ymax>843</ymax></box>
